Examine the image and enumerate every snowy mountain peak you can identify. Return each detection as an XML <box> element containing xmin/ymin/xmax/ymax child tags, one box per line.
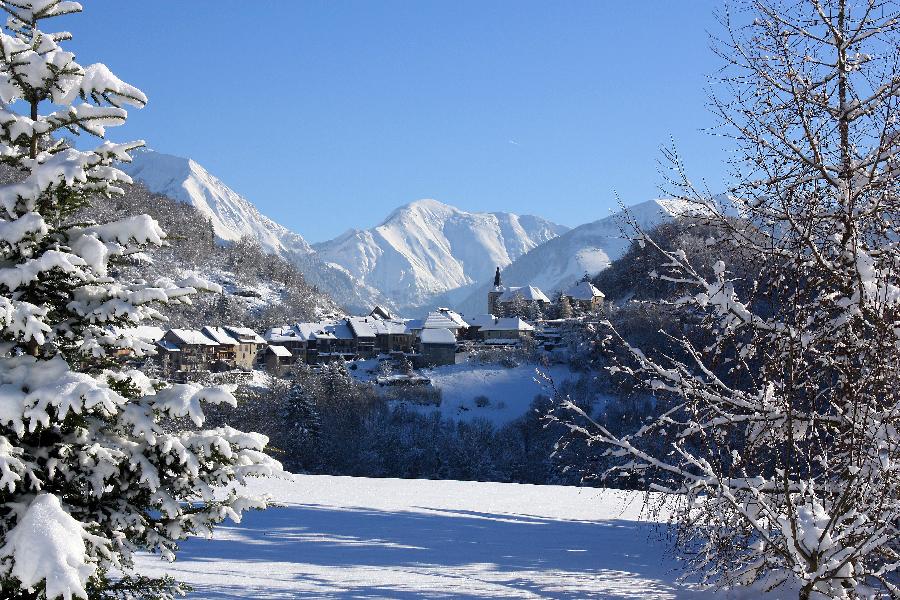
<box><xmin>119</xmin><ymin>149</ymin><xmax>391</xmax><ymax>314</ymax></box>
<box><xmin>314</xmin><ymin>199</ymin><xmax>569</xmax><ymax>310</ymax></box>
<box><xmin>122</xmin><ymin>149</ymin><xmax>313</xmax><ymax>257</ymax></box>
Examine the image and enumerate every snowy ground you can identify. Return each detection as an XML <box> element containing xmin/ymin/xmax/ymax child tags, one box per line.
<box><xmin>135</xmin><ymin>475</ymin><xmax>737</xmax><ymax>599</ymax></box>
<box><xmin>421</xmin><ymin>360</ymin><xmax>581</xmax><ymax>424</ymax></box>
<box><xmin>353</xmin><ymin>356</ymin><xmax>588</xmax><ymax>424</ymax></box>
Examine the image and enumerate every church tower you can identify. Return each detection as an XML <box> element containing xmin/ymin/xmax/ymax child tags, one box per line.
<box><xmin>487</xmin><ymin>266</ymin><xmax>505</xmax><ymax>314</ymax></box>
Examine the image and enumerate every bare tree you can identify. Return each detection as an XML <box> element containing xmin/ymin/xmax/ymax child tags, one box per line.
<box><xmin>554</xmin><ymin>1</ymin><xmax>900</xmax><ymax>598</ymax></box>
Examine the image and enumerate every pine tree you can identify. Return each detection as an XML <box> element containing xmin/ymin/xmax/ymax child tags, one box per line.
<box><xmin>0</xmin><ymin>3</ymin><xmax>282</xmax><ymax>599</ymax></box>
<box><xmin>555</xmin><ymin>0</ymin><xmax>900</xmax><ymax>597</ymax></box>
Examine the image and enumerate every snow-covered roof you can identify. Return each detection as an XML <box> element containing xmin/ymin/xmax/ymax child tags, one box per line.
<box><xmin>422</xmin><ymin>309</ymin><xmax>468</xmax><ymax>330</ymax></box>
<box><xmin>266</xmin><ymin>322</ymin><xmax>323</xmax><ymax>343</ymax></box>
<box><xmin>370</xmin><ymin>305</ymin><xmax>394</xmax><ymax>320</ymax></box>
<box><xmin>223</xmin><ymin>326</ymin><xmax>266</xmax><ymax>344</ymax></box>
<box><xmin>156</xmin><ymin>340</ymin><xmax>180</xmax><ymax>352</ymax></box>
<box><xmin>466</xmin><ymin>314</ymin><xmax>498</xmax><ymax>329</ymax></box>
<box><xmin>498</xmin><ymin>286</ymin><xmax>550</xmax><ymax>304</ymax></box>
<box><xmin>201</xmin><ymin>326</ymin><xmax>240</xmax><ymax>346</ymax></box>
<box><xmin>420</xmin><ymin>327</ymin><xmax>457</xmax><ymax>345</ymax></box>
<box><xmin>267</xmin><ymin>345</ymin><xmax>292</xmax><ymax>358</ymax></box>
<box><xmin>168</xmin><ymin>329</ymin><xmax>219</xmax><ymax>346</ymax></box>
<box><xmin>115</xmin><ymin>325</ymin><xmax>165</xmax><ymax>343</ymax></box>
<box><xmin>564</xmin><ymin>281</ymin><xmax>604</xmax><ymax>301</ymax></box>
<box><xmin>326</xmin><ymin>320</ymin><xmax>355</xmax><ymax>340</ymax></box>
<box><xmin>371</xmin><ymin>319</ymin><xmax>410</xmax><ymax>335</ymax></box>
<box><xmin>480</xmin><ymin>317</ymin><xmax>535</xmax><ymax>332</ymax></box>
<box><xmin>347</xmin><ymin>317</ymin><xmax>377</xmax><ymax>338</ymax></box>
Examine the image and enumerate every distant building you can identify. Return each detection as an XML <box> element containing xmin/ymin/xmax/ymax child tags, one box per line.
<box><xmin>418</xmin><ymin>327</ymin><xmax>457</xmax><ymax>366</ymax></box>
<box><xmin>265</xmin><ymin>345</ymin><xmax>292</xmax><ymax>376</ymax></box>
<box><xmin>478</xmin><ymin>317</ymin><xmax>535</xmax><ymax>343</ymax></box>
<box><xmin>201</xmin><ymin>326</ymin><xmax>240</xmax><ymax>371</ymax></box>
<box><xmin>486</xmin><ymin>267</ymin><xmax>550</xmax><ymax>316</ymax></box>
<box><xmin>410</xmin><ymin>308</ymin><xmax>469</xmax><ymax>339</ymax></box>
<box><xmin>222</xmin><ymin>326</ymin><xmax>268</xmax><ymax>369</ymax></box>
<box><xmin>561</xmin><ymin>280</ymin><xmax>604</xmax><ymax>312</ymax></box>
<box><xmin>156</xmin><ymin>329</ymin><xmax>219</xmax><ymax>374</ymax></box>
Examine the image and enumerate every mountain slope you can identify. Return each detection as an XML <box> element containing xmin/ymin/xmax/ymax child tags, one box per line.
<box><xmin>314</xmin><ymin>199</ymin><xmax>568</xmax><ymax>310</ymax></box>
<box><xmin>455</xmin><ymin>198</ymin><xmax>702</xmax><ymax>315</ymax></box>
<box><xmin>122</xmin><ymin>149</ymin><xmax>312</xmax><ymax>256</ymax></box>
<box><xmin>121</xmin><ymin>149</ymin><xmax>388</xmax><ymax>314</ymax></box>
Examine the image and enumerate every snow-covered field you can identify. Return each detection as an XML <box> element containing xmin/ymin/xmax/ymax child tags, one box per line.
<box><xmin>135</xmin><ymin>475</ymin><xmax>726</xmax><ymax>599</ymax></box>
<box><xmin>422</xmin><ymin>360</ymin><xmax>581</xmax><ymax>424</ymax></box>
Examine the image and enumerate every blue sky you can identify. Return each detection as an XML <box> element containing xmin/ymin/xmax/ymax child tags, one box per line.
<box><xmin>62</xmin><ymin>1</ymin><xmax>730</xmax><ymax>242</ymax></box>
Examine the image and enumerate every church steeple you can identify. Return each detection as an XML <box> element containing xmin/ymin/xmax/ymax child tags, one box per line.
<box><xmin>494</xmin><ymin>266</ymin><xmax>502</xmax><ymax>288</ymax></box>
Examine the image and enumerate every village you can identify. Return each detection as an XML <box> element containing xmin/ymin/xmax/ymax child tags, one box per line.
<box><xmin>147</xmin><ymin>270</ymin><xmax>605</xmax><ymax>385</ymax></box>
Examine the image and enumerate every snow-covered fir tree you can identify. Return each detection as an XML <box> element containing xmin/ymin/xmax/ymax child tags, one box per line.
<box><xmin>554</xmin><ymin>0</ymin><xmax>900</xmax><ymax>598</ymax></box>
<box><xmin>0</xmin><ymin>2</ymin><xmax>281</xmax><ymax>599</ymax></box>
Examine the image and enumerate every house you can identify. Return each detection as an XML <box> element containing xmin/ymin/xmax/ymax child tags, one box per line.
<box><xmin>487</xmin><ymin>268</ymin><xmax>551</xmax><ymax>316</ymax></box>
<box><xmin>562</xmin><ymin>280</ymin><xmax>605</xmax><ymax>312</ymax></box>
<box><xmin>410</xmin><ymin>308</ymin><xmax>469</xmax><ymax>339</ymax></box>
<box><xmin>370</xmin><ymin>318</ymin><xmax>415</xmax><ymax>353</ymax></box>
<box><xmin>264</xmin><ymin>323</ymin><xmax>321</xmax><ymax>363</ymax></box>
<box><xmin>156</xmin><ymin>329</ymin><xmax>219</xmax><ymax>373</ymax></box>
<box><xmin>346</xmin><ymin>317</ymin><xmax>377</xmax><ymax>357</ymax></box>
<box><xmin>222</xmin><ymin>326</ymin><xmax>267</xmax><ymax>369</ymax></box>
<box><xmin>418</xmin><ymin>327</ymin><xmax>457</xmax><ymax>366</ymax></box>
<box><xmin>463</xmin><ymin>314</ymin><xmax>498</xmax><ymax>340</ymax></box>
<box><xmin>265</xmin><ymin>345</ymin><xmax>292</xmax><ymax>376</ymax></box>
<box><xmin>200</xmin><ymin>326</ymin><xmax>240</xmax><ymax>371</ymax></box>
<box><xmin>479</xmin><ymin>317</ymin><xmax>535</xmax><ymax>343</ymax></box>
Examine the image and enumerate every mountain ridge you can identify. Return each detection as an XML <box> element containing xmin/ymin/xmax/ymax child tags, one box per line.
<box><xmin>313</xmin><ymin>198</ymin><xmax>568</xmax><ymax>310</ymax></box>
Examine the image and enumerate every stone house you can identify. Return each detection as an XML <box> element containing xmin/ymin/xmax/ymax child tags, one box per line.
<box><xmin>417</xmin><ymin>327</ymin><xmax>457</xmax><ymax>367</ymax></box>
<box><xmin>222</xmin><ymin>326</ymin><xmax>268</xmax><ymax>369</ymax></box>
<box><xmin>265</xmin><ymin>345</ymin><xmax>292</xmax><ymax>376</ymax></box>
<box><xmin>156</xmin><ymin>329</ymin><xmax>219</xmax><ymax>373</ymax></box>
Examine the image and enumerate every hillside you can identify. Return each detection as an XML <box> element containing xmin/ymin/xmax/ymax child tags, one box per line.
<box><xmin>90</xmin><ymin>180</ymin><xmax>341</xmax><ymax>328</ymax></box>
<box><xmin>134</xmin><ymin>474</ymin><xmax>724</xmax><ymax>599</ymax></box>
<box><xmin>121</xmin><ymin>149</ymin><xmax>388</xmax><ymax>314</ymax></box>
<box><xmin>314</xmin><ymin>199</ymin><xmax>568</xmax><ymax>310</ymax></box>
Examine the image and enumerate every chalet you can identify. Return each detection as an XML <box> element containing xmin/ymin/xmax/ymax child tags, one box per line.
<box><xmin>346</xmin><ymin>317</ymin><xmax>377</xmax><ymax>357</ymax></box>
<box><xmin>418</xmin><ymin>327</ymin><xmax>457</xmax><ymax>366</ymax></box>
<box><xmin>479</xmin><ymin>317</ymin><xmax>535</xmax><ymax>343</ymax></box>
<box><xmin>265</xmin><ymin>345</ymin><xmax>292</xmax><ymax>376</ymax></box>
<box><xmin>200</xmin><ymin>326</ymin><xmax>240</xmax><ymax>371</ymax></box>
<box><xmin>370</xmin><ymin>318</ymin><xmax>415</xmax><ymax>353</ymax></box>
<box><xmin>156</xmin><ymin>329</ymin><xmax>219</xmax><ymax>373</ymax></box>
<box><xmin>562</xmin><ymin>280</ymin><xmax>605</xmax><ymax>312</ymax></box>
<box><xmin>222</xmin><ymin>326</ymin><xmax>267</xmax><ymax>369</ymax></box>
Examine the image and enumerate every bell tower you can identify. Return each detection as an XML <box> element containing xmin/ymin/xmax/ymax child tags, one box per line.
<box><xmin>488</xmin><ymin>266</ymin><xmax>505</xmax><ymax>314</ymax></box>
